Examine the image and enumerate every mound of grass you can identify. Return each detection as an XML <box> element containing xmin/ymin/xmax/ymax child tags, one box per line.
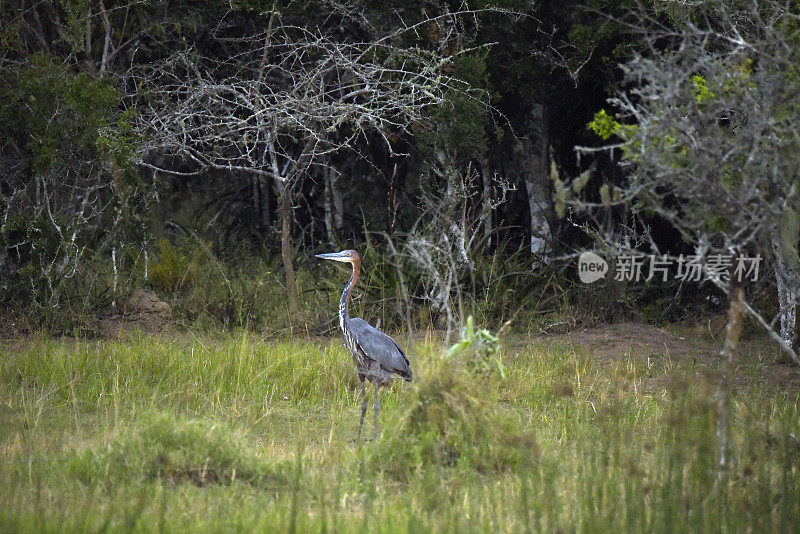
<box><xmin>65</xmin><ymin>412</ymin><xmax>288</xmax><ymax>488</ymax></box>
<box><xmin>372</xmin><ymin>354</ymin><xmax>537</xmax><ymax>479</ymax></box>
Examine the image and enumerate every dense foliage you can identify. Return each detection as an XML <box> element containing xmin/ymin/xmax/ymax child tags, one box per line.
<box><xmin>0</xmin><ymin>0</ymin><xmax>791</xmax><ymax>337</ymax></box>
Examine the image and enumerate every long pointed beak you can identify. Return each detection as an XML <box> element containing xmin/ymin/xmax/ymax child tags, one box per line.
<box><xmin>315</xmin><ymin>252</ymin><xmax>351</xmax><ymax>262</ymax></box>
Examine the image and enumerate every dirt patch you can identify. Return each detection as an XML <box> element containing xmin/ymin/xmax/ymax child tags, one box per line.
<box><xmin>524</xmin><ymin>320</ymin><xmax>800</xmax><ymax>390</ymax></box>
<box><xmin>97</xmin><ymin>289</ymin><xmax>173</xmax><ymax>338</ymax></box>
<box><xmin>532</xmin><ymin>321</ymin><xmax>718</xmax><ymax>362</ymax></box>
<box><xmin>757</xmin><ymin>362</ymin><xmax>800</xmax><ymax>390</ymax></box>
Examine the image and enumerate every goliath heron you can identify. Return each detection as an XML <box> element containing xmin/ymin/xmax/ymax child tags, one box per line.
<box><xmin>316</xmin><ymin>250</ymin><xmax>412</xmax><ymax>439</ymax></box>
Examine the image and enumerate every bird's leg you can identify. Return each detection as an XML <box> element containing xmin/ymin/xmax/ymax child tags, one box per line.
<box><xmin>358</xmin><ymin>377</ymin><xmax>367</xmax><ymax>441</ymax></box>
<box><xmin>372</xmin><ymin>382</ymin><xmax>380</xmax><ymax>439</ymax></box>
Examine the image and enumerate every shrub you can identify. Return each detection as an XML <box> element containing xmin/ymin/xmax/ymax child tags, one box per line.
<box><xmin>445</xmin><ymin>315</ymin><xmax>504</xmax><ymax>379</ymax></box>
<box><xmin>0</xmin><ymin>54</ymin><xmax>151</xmax><ymax>312</ymax></box>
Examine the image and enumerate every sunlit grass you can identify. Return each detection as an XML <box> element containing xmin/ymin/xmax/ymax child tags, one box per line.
<box><xmin>1</xmin><ymin>330</ymin><xmax>799</xmax><ymax>531</ymax></box>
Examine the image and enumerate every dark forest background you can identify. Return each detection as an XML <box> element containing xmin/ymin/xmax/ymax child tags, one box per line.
<box><xmin>0</xmin><ymin>0</ymin><xmax>790</xmax><ymax>339</ymax></box>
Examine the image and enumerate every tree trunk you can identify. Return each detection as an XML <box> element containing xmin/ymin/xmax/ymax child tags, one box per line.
<box><xmin>332</xmin><ymin>171</ymin><xmax>343</xmax><ymax>231</ymax></box>
<box><xmin>98</xmin><ymin>0</ymin><xmax>113</xmax><ymax>75</ymax></box>
<box><xmin>775</xmin><ymin>257</ymin><xmax>797</xmax><ymax>349</ymax></box>
<box><xmin>516</xmin><ymin>104</ymin><xmax>553</xmax><ymax>256</ymax></box>
<box><xmin>716</xmin><ymin>256</ymin><xmax>745</xmax><ymax>471</ymax></box>
<box><xmin>481</xmin><ymin>158</ymin><xmax>493</xmax><ymax>249</ymax></box>
<box><xmin>277</xmin><ymin>179</ymin><xmax>300</xmax><ymax>319</ymax></box>
<box><xmin>771</xmin><ymin>225</ymin><xmax>799</xmax><ymax>354</ymax></box>
<box><xmin>323</xmin><ymin>167</ymin><xmax>336</xmax><ymax>247</ymax></box>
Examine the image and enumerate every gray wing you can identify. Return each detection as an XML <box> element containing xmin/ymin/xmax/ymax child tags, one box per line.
<box><xmin>349</xmin><ymin>318</ymin><xmax>412</xmax><ymax>381</ymax></box>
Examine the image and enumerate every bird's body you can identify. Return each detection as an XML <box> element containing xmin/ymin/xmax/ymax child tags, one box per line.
<box><xmin>316</xmin><ymin>249</ymin><xmax>411</xmax><ymax>438</ymax></box>
<box><xmin>346</xmin><ymin>318</ymin><xmax>410</xmax><ymax>385</ymax></box>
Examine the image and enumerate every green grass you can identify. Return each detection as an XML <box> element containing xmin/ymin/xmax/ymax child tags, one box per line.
<box><xmin>1</xmin><ymin>331</ymin><xmax>799</xmax><ymax>532</ymax></box>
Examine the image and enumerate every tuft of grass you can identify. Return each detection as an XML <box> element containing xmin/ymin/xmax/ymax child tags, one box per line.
<box><xmin>372</xmin><ymin>354</ymin><xmax>537</xmax><ymax>479</ymax></box>
<box><xmin>372</xmin><ymin>319</ymin><xmax>533</xmax><ymax>479</ymax></box>
<box><xmin>64</xmin><ymin>412</ymin><xmax>289</xmax><ymax>488</ymax></box>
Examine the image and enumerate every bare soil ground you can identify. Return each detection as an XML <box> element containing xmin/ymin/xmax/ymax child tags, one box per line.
<box><xmin>521</xmin><ymin>319</ymin><xmax>800</xmax><ymax>390</ymax></box>
<box><xmin>532</xmin><ymin>321</ymin><xmax>718</xmax><ymax>362</ymax></box>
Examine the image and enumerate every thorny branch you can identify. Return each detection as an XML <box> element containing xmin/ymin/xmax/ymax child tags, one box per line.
<box><xmin>133</xmin><ymin>12</ymin><xmax>491</xmax><ymax>183</ymax></box>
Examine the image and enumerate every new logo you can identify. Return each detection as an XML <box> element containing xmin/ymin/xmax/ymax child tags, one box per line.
<box><xmin>578</xmin><ymin>251</ymin><xmax>608</xmax><ymax>283</ymax></box>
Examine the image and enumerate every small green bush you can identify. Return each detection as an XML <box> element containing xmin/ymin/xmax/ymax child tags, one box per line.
<box><xmin>446</xmin><ymin>315</ymin><xmax>504</xmax><ymax>379</ymax></box>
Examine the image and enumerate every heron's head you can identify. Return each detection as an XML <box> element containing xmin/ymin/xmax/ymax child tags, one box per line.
<box><xmin>315</xmin><ymin>249</ymin><xmax>360</xmax><ymax>264</ymax></box>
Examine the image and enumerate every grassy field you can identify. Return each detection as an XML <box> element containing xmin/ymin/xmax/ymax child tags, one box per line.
<box><xmin>1</xmin><ymin>328</ymin><xmax>799</xmax><ymax>532</ymax></box>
